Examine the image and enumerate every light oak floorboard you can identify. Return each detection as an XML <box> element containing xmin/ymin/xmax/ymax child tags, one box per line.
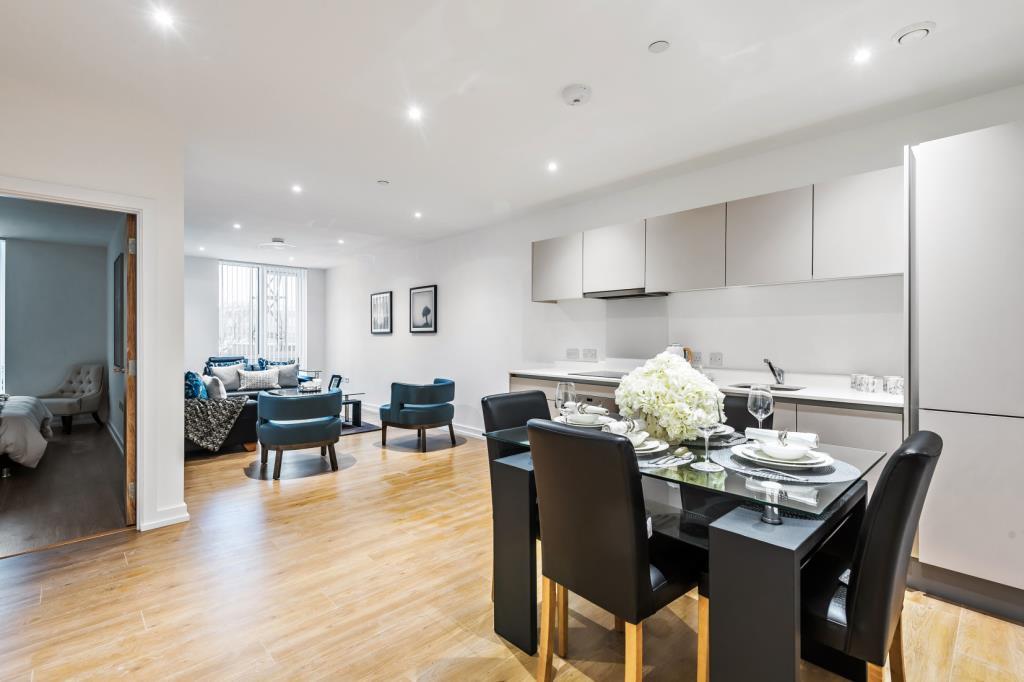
<box><xmin>0</xmin><ymin>428</ymin><xmax>1021</xmax><ymax>680</ymax></box>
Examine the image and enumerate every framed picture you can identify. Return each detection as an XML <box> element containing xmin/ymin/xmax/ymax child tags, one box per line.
<box><xmin>370</xmin><ymin>291</ymin><xmax>392</xmax><ymax>334</ymax></box>
<box><xmin>409</xmin><ymin>285</ymin><xmax>437</xmax><ymax>334</ymax></box>
<box><xmin>328</xmin><ymin>374</ymin><xmax>342</xmax><ymax>391</ymax></box>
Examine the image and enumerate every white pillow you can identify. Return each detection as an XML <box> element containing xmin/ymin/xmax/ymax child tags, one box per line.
<box><xmin>238</xmin><ymin>367</ymin><xmax>280</xmax><ymax>391</ymax></box>
<box><xmin>210</xmin><ymin>362</ymin><xmax>244</xmax><ymax>391</ymax></box>
<box><xmin>201</xmin><ymin>375</ymin><xmax>228</xmax><ymax>400</ymax></box>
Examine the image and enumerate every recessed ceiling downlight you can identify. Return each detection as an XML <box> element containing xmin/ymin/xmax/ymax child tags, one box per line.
<box><xmin>893</xmin><ymin>21</ymin><xmax>936</xmax><ymax>45</ymax></box>
<box><xmin>648</xmin><ymin>40</ymin><xmax>671</xmax><ymax>54</ymax></box>
<box><xmin>377</xmin><ymin>179</ymin><xmax>390</xmax><ymax>186</ymax></box>
<box><xmin>561</xmin><ymin>84</ymin><xmax>592</xmax><ymax>107</ymax></box>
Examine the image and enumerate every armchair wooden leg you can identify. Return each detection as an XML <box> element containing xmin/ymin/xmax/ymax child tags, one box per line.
<box><xmin>92</xmin><ymin>412</ymin><xmax>103</xmax><ymax>426</ymax></box>
<box><xmin>327</xmin><ymin>443</ymin><xmax>338</xmax><ymax>471</ymax></box>
<box><xmin>382</xmin><ymin>423</ymin><xmax>388</xmax><ymax>446</ymax></box>
<box><xmin>448</xmin><ymin>422</ymin><xmax>456</xmax><ymax>445</ymax></box>
<box><xmin>420</xmin><ymin>429</ymin><xmax>427</xmax><ymax>453</ymax></box>
<box><xmin>260</xmin><ymin>443</ymin><xmax>268</xmax><ymax>465</ymax></box>
<box><xmin>625</xmin><ymin>621</ymin><xmax>643</xmax><ymax>682</ymax></box>
<box><xmin>614</xmin><ymin>616</ymin><xmax>624</xmax><ymax>632</ymax></box>
<box><xmin>556</xmin><ymin>584</ymin><xmax>568</xmax><ymax>658</ymax></box>
<box><xmin>61</xmin><ymin>416</ymin><xmax>72</xmax><ymax>435</ymax></box>
<box><xmin>866</xmin><ymin>662</ymin><xmax>884</xmax><ymax>682</ymax></box>
<box><xmin>889</xmin><ymin>615</ymin><xmax>906</xmax><ymax>682</ymax></box>
<box><xmin>537</xmin><ymin>576</ymin><xmax>556</xmax><ymax>682</ymax></box>
<box><xmin>273</xmin><ymin>449</ymin><xmax>284</xmax><ymax>480</ymax></box>
<box><xmin>320</xmin><ymin>445</ymin><xmax>326</xmax><ymax>457</ymax></box>
<box><xmin>697</xmin><ymin>595</ymin><xmax>709</xmax><ymax>682</ymax></box>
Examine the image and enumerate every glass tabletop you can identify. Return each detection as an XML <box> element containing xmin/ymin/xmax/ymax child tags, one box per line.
<box><xmin>483</xmin><ymin>425</ymin><xmax>887</xmax><ymax>517</ymax></box>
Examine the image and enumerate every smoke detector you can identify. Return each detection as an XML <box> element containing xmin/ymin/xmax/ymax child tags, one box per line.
<box><xmin>258</xmin><ymin>237</ymin><xmax>296</xmax><ymax>250</ymax></box>
<box><xmin>893</xmin><ymin>21</ymin><xmax>936</xmax><ymax>45</ymax></box>
<box><xmin>561</xmin><ymin>84</ymin><xmax>592</xmax><ymax>107</ymax></box>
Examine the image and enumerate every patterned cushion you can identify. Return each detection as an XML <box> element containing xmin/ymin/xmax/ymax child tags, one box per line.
<box><xmin>184</xmin><ymin>371</ymin><xmax>208</xmax><ymax>400</ymax></box>
<box><xmin>258</xmin><ymin>357</ymin><xmax>298</xmax><ymax>370</ymax></box>
<box><xmin>205</xmin><ymin>357</ymin><xmax>250</xmax><ymax>375</ymax></box>
<box><xmin>238</xmin><ymin>367</ymin><xmax>280</xmax><ymax>391</ymax></box>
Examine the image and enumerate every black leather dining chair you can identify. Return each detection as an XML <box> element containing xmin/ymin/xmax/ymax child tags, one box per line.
<box><xmin>723</xmin><ymin>394</ymin><xmax>772</xmax><ymax>431</ymax></box>
<box><xmin>528</xmin><ymin>419</ymin><xmax>705</xmax><ymax>681</ymax></box>
<box><xmin>481</xmin><ymin>390</ymin><xmax>551</xmax><ymax>461</ymax></box>
<box><xmin>801</xmin><ymin>430</ymin><xmax>942</xmax><ymax>682</ymax></box>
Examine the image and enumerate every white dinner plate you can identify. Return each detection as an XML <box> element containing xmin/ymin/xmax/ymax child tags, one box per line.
<box><xmin>634</xmin><ymin>439</ymin><xmax>667</xmax><ymax>453</ymax></box>
<box><xmin>554</xmin><ymin>415</ymin><xmax>616</xmax><ymax>429</ymax></box>
<box><xmin>731</xmin><ymin>444</ymin><xmax>834</xmax><ymax>469</ymax></box>
<box><xmin>709</xmin><ymin>424</ymin><xmax>736</xmax><ymax>436</ymax></box>
<box><xmin>634</xmin><ymin>442</ymin><xmax>671</xmax><ymax>456</ymax></box>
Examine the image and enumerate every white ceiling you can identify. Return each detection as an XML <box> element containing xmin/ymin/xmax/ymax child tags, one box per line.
<box><xmin>2</xmin><ymin>1</ymin><xmax>1024</xmax><ymax>267</ymax></box>
<box><xmin>0</xmin><ymin>196</ymin><xmax>124</xmax><ymax>247</ymax></box>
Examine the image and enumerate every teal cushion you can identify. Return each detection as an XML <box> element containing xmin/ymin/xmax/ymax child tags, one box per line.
<box><xmin>381</xmin><ymin>402</ymin><xmax>454</xmax><ymax>426</ymax></box>
<box><xmin>257</xmin><ymin>416</ymin><xmax>342</xmax><ymax>447</ymax></box>
<box><xmin>184</xmin><ymin>371</ymin><xmax>208</xmax><ymax>400</ymax></box>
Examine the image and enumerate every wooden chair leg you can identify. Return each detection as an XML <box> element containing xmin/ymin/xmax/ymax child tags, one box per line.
<box><xmin>556</xmin><ymin>584</ymin><xmax>568</xmax><ymax>658</ymax></box>
<box><xmin>420</xmin><ymin>429</ymin><xmax>427</xmax><ymax>453</ymax></box>
<box><xmin>327</xmin><ymin>443</ymin><xmax>338</xmax><ymax>471</ymax></box>
<box><xmin>381</xmin><ymin>423</ymin><xmax>387</xmax><ymax>446</ymax></box>
<box><xmin>614</xmin><ymin>616</ymin><xmax>624</xmax><ymax>632</ymax></box>
<box><xmin>866</xmin><ymin>662</ymin><xmax>885</xmax><ymax>682</ymax></box>
<box><xmin>625</xmin><ymin>621</ymin><xmax>643</xmax><ymax>682</ymax></box>
<box><xmin>448</xmin><ymin>422</ymin><xmax>456</xmax><ymax>445</ymax></box>
<box><xmin>260</xmin><ymin>443</ymin><xmax>268</xmax><ymax>464</ymax></box>
<box><xmin>61</xmin><ymin>416</ymin><xmax>72</xmax><ymax>435</ymax></box>
<box><xmin>320</xmin><ymin>445</ymin><xmax>327</xmax><ymax>457</ymax></box>
<box><xmin>537</xmin><ymin>577</ymin><xmax>556</xmax><ymax>682</ymax></box>
<box><xmin>273</xmin><ymin>449</ymin><xmax>284</xmax><ymax>480</ymax></box>
<box><xmin>697</xmin><ymin>595</ymin><xmax>709</xmax><ymax>682</ymax></box>
<box><xmin>92</xmin><ymin>412</ymin><xmax>104</xmax><ymax>426</ymax></box>
<box><xmin>888</xmin><ymin>615</ymin><xmax>906</xmax><ymax>682</ymax></box>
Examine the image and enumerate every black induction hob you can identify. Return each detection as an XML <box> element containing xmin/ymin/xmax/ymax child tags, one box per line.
<box><xmin>567</xmin><ymin>370</ymin><xmax>629</xmax><ymax>379</ymax></box>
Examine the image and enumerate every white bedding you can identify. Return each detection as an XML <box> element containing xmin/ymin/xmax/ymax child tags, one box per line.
<box><xmin>0</xmin><ymin>396</ymin><xmax>53</xmax><ymax>468</ymax></box>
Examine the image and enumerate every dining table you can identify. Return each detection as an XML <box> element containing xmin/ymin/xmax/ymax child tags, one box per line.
<box><xmin>485</xmin><ymin>422</ymin><xmax>888</xmax><ymax>682</ymax></box>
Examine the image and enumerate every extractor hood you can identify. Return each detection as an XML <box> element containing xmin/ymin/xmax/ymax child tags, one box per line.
<box><xmin>583</xmin><ymin>288</ymin><xmax>668</xmax><ymax>300</ymax></box>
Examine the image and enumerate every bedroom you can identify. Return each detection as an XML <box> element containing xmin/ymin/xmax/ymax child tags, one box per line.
<box><xmin>0</xmin><ymin>195</ymin><xmax>133</xmax><ymax>558</ymax></box>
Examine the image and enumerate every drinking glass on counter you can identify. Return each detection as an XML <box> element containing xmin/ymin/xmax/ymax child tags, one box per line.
<box><xmin>747</xmin><ymin>385</ymin><xmax>774</xmax><ymax>429</ymax></box>
<box><xmin>555</xmin><ymin>382</ymin><xmax>576</xmax><ymax>418</ymax></box>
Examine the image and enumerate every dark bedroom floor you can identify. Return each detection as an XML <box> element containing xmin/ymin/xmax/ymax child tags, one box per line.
<box><xmin>0</xmin><ymin>423</ymin><xmax>127</xmax><ymax>558</ymax></box>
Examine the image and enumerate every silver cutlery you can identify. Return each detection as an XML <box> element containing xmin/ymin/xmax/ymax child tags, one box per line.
<box><xmin>732</xmin><ymin>464</ymin><xmax>811</xmax><ymax>482</ymax></box>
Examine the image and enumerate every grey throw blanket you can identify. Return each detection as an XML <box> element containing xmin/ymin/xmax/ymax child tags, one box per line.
<box><xmin>184</xmin><ymin>396</ymin><xmax>249</xmax><ymax>452</ymax></box>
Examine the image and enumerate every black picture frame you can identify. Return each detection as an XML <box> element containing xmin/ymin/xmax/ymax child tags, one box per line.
<box><xmin>370</xmin><ymin>290</ymin><xmax>393</xmax><ymax>334</ymax></box>
<box><xmin>328</xmin><ymin>374</ymin><xmax>342</xmax><ymax>391</ymax></box>
<box><xmin>409</xmin><ymin>285</ymin><xmax>437</xmax><ymax>334</ymax></box>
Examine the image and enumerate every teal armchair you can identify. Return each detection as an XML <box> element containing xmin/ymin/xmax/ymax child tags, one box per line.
<box><xmin>257</xmin><ymin>390</ymin><xmax>342</xmax><ymax>479</ymax></box>
<box><xmin>379</xmin><ymin>378</ymin><xmax>456</xmax><ymax>452</ymax></box>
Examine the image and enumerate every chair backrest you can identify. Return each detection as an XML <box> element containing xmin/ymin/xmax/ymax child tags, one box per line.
<box><xmin>58</xmin><ymin>364</ymin><xmax>104</xmax><ymax>398</ymax></box>
<box><xmin>205</xmin><ymin>355</ymin><xmax>249</xmax><ymax>375</ymax></box>
<box><xmin>480</xmin><ymin>391</ymin><xmax>550</xmax><ymax>461</ymax></box>
<box><xmin>845</xmin><ymin>430</ymin><xmax>942</xmax><ymax>663</ymax></box>
<box><xmin>390</xmin><ymin>378</ymin><xmax>455</xmax><ymax>407</ymax></box>
<box><xmin>257</xmin><ymin>390</ymin><xmax>342</xmax><ymax>422</ymax></box>
<box><xmin>528</xmin><ymin>418</ymin><xmax>653</xmax><ymax>623</ymax></box>
<box><xmin>723</xmin><ymin>394</ymin><xmax>772</xmax><ymax>431</ymax></box>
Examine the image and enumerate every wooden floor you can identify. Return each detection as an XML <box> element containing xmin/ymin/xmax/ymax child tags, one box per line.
<box><xmin>0</xmin><ymin>425</ymin><xmax>1021</xmax><ymax>680</ymax></box>
<box><xmin>0</xmin><ymin>423</ymin><xmax>126</xmax><ymax>558</ymax></box>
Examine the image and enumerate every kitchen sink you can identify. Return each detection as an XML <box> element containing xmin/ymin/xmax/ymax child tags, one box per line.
<box><xmin>728</xmin><ymin>383</ymin><xmax>804</xmax><ymax>392</ymax></box>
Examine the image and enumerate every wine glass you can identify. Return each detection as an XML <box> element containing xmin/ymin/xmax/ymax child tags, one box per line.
<box><xmin>747</xmin><ymin>385</ymin><xmax>774</xmax><ymax>429</ymax></box>
<box><xmin>691</xmin><ymin>414</ymin><xmax>724</xmax><ymax>473</ymax></box>
<box><xmin>554</xmin><ymin>382</ymin><xmax>576</xmax><ymax>419</ymax></box>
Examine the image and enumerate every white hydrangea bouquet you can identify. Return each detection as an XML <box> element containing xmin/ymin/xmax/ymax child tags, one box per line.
<box><xmin>614</xmin><ymin>352</ymin><xmax>726</xmax><ymax>443</ymax></box>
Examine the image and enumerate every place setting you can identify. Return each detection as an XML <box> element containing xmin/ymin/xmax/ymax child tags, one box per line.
<box><xmin>710</xmin><ymin>428</ymin><xmax>864</xmax><ymax>486</ymax></box>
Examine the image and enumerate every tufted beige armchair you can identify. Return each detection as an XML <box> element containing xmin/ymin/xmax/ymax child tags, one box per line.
<box><xmin>39</xmin><ymin>364</ymin><xmax>106</xmax><ymax>435</ymax></box>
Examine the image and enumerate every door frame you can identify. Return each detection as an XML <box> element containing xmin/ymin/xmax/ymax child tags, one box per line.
<box><xmin>0</xmin><ymin>174</ymin><xmax>159</xmax><ymax>530</ymax></box>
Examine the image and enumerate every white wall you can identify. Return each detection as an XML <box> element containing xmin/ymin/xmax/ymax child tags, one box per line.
<box><xmin>326</xmin><ymin>83</ymin><xmax>1024</xmax><ymax>433</ymax></box>
<box><xmin>183</xmin><ymin>256</ymin><xmax>327</xmax><ymax>372</ymax></box>
<box><xmin>4</xmin><ymin>239</ymin><xmax>108</xmax><ymax>397</ymax></box>
<box><xmin>0</xmin><ymin>73</ymin><xmax>186</xmax><ymax>531</ymax></box>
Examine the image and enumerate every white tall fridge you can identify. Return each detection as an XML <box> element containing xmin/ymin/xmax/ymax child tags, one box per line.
<box><xmin>909</xmin><ymin>121</ymin><xmax>1024</xmax><ymax>599</ymax></box>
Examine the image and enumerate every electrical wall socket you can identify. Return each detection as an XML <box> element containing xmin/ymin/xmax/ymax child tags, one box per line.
<box><xmin>692</xmin><ymin>351</ymin><xmax>703</xmax><ymax>366</ymax></box>
<box><xmin>709</xmin><ymin>352</ymin><xmax>724</xmax><ymax>368</ymax></box>
<box><xmin>581</xmin><ymin>348</ymin><xmax>598</xmax><ymax>362</ymax></box>
<box><xmin>566</xmin><ymin>348</ymin><xmax>580</xmax><ymax>360</ymax></box>
<box><xmin>344</xmin><ymin>377</ymin><xmax>350</xmax><ymax>383</ymax></box>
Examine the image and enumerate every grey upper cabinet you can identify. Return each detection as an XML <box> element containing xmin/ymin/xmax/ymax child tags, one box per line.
<box><xmin>531</xmin><ymin>233</ymin><xmax>583</xmax><ymax>302</ymax></box>
<box><xmin>582</xmin><ymin>220</ymin><xmax>646</xmax><ymax>293</ymax></box>
<box><xmin>813</xmin><ymin>166</ymin><xmax>904</xmax><ymax>279</ymax></box>
<box><xmin>726</xmin><ymin>186</ymin><xmax>812</xmax><ymax>286</ymax></box>
<box><xmin>645</xmin><ymin>204</ymin><xmax>726</xmax><ymax>292</ymax></box>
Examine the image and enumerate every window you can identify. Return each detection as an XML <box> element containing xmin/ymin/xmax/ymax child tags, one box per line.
<box><xmin>218</xmin><ymin>261</ymin><xmax>306</xmax><ymax>364</ymax></box>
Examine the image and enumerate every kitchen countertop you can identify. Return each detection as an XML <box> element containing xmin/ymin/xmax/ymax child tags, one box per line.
<box><xmin>509</xmin><ymin>364</ymin><xmax>904</xmax><ymax>412</ymax></box>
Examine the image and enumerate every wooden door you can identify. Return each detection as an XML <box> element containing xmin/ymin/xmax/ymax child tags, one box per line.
<box><xmin>124</xmin><ymin>214</ymin><xmax>137</xmax><ymax>526</ymax></box>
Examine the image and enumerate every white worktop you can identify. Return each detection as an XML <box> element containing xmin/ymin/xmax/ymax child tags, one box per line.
<box><xmin>510</xmin><ymin>361</ymin><xmax>904</xmax><ymax>411</ymax></box>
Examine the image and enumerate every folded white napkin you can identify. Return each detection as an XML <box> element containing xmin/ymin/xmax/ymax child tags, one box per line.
<box><xmin>565</xmin><ymin>402</ymin><xmax>609</xmax><ymax>416</ymax></box>
<box><xmin>745</xmin><ymin>428</ymin><xmax>819</xmax><ymax>449</ymax></box>
<box><xmin>602</xmin><ymin>418</ymin><xmax>646</xmax><ymax>435</ymax></box>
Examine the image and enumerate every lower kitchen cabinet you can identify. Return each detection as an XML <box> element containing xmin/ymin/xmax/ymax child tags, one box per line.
<box><xmin>917</xmin><ymin>409</ymin><xmax>1024</xmax><ymax>591</ymax></box>
<box><xmin>796</xmin><ymin>404</ymin><xmax>903</xmax><ymax>496</ymax></box>
<box><xmin>773</xmin><ymin>402</ymin><xmax>797</xmax><ymax>431</ymax></box>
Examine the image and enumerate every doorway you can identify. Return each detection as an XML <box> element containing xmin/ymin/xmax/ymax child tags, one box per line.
<box><xmin>0</xmin><ymin>196</ymin><xmax>138</xmax><ymax>557</ymax></box>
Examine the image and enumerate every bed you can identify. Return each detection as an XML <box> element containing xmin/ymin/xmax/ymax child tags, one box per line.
<box><xmin>0</xmin><ymin>396</ymin><xmax>54</xmax><ymax>468</ymax></box>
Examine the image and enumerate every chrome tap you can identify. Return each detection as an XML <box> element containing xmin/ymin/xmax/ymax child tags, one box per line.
<box><xmin>763</xmin><ymin>358</ymin><xmax>785</xmax><ymax>385</ymax></box>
